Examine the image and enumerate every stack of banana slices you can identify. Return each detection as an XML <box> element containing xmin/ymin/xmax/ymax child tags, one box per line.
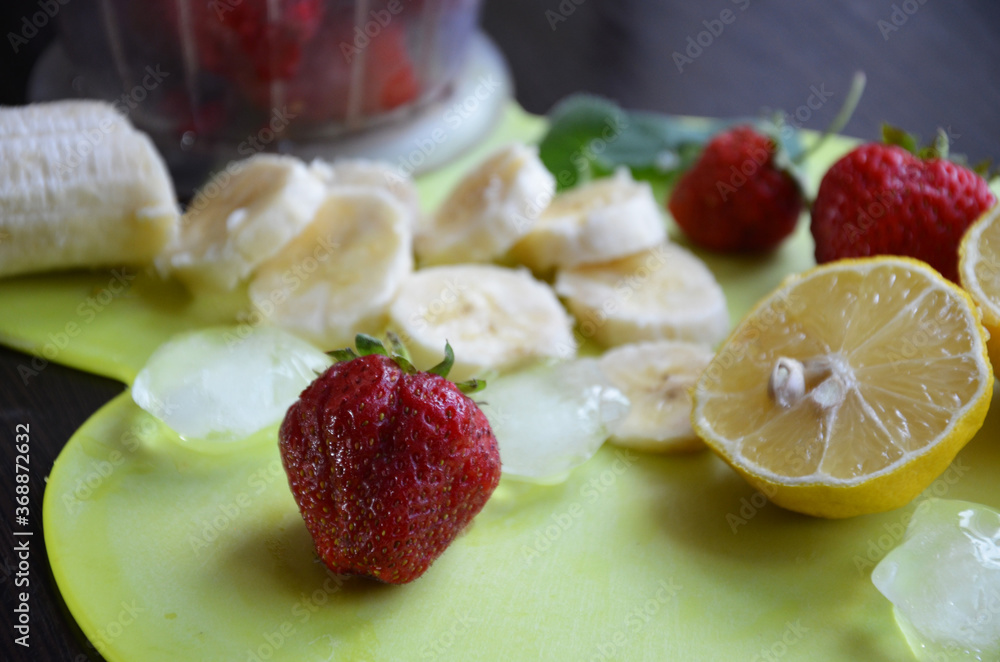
<box><xmin>164</xmin><ymin>141</ymin><xmax>729</xmax><ymax>453</ymax></box>
<box><xmin>0</xmin><ymin>100</ymin><xmax>732</xmax><ymax>454</ymax></box>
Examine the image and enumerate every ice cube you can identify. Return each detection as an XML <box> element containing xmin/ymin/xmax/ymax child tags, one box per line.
<box><xmin>871</xmin><ymin>498</ymin><xmax>1000</xmax><ymax>661</ymax></box>
<box><xmin>132</xmin><ymin>325</ymin><xmax>331</xmax><ymax>445</ymax></box>
<box><xmin>479</xmin><ymin>358</ymin><xmax>630</xmax><ymax>481</ymax></box>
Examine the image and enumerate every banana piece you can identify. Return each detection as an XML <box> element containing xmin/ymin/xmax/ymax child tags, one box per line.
<box><xmin>508</xmin><ymin>169</ymin><xmax>666</xmax><ymax>273</ymax></box>
<box><xmin>158</xmin><ymin>154</ymin><xmax>327</xmax><ymax>291</ymax></box>
<box><xmin>0</xmin><ymin>100</ymin><xmax>179</xmax><ymax>277</ymax></box>
<box><xmin>598</xmin><ymin>341</ymin><xmax>713</xmax><ymax>452</ymax></box>
<box><xmin>554</xmin><ymin>242</ymin><xmax>729</xmax><ymax>347</ymax></box>
<box><xmin>388</xmin><ymin>264</ymin><xmax>575</xmax><ymax>381</ymax></box>
<box><xmin>309</xmin><ymin>158</ymin><xmax>420</xmax><ymax>227</ymax></box>
<box><xmin>415</xmin><ymin>144</ymin><xmax>555</xmax><ymax>266</ymax></box>
<box><xmin>248</xmin><ymin>188</ymin><xmax>413</xmax><ymax>349</ymax></box>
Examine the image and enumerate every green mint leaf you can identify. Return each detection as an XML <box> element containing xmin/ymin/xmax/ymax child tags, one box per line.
<box><xmin>538</xmin><ymin>93</ymin><xmax>802</xmax><ymax>193</ymax></box>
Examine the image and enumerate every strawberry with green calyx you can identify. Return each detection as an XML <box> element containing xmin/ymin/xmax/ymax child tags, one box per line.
<box><xmin>810</xmin><ymin>126</ymin><xmax>996</xmax><ymax>283</ymax></box>
<box><xmin>279</xmin><ymin>333</ymin><xmax>499</xmax><ymax>584</ymax></box>
<box><xmin>667</xmin><ymin>123</ymin><xmax>805</xmax><ymax>252</ymax></box>
<box><xmin>668</xmin><ymin>72</ymin><xmax>867</xmax><ymax>254</ymax></box>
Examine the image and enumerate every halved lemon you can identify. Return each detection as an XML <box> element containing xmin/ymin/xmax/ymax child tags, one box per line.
<box><xmin>959</xmin><ymin>203</ymin><xmax>1000</xmax><ymax>371</ymax></box>
<box><xmin>690</xmin><ymin>257</ymin><xmax>993</xmax><ymax>518</ymax></box>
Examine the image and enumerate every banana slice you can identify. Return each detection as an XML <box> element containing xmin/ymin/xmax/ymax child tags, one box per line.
<box><xmin>309</xmin><ymin>158</ymin><xmax>420</xmax><ymax>226</ymax></box>
<box><xmin>415</xmin><ymin>144</ymin><xmax>555</xmax><ymax>266</ymax></box>
<box><xmin>508</xmin><ymin>169</ymin><xmax>665</xmax><ymax>273</ymax></box>
<box><xmin>388</xmin><ymin>264</ymin><xmax>575</xmax><ymax>381</ymax></box>
<box><xmin>0</xmin><ymin>100</ymin><xmax>179</xmax><ymax>278</ymax></box>
<box><xmin>248</xmin><ymin>188</ymin><xmax>413</xmax><ymax>349</ymax></box>
<box><xmin>159</xmin><ymin>154</ymin><xmax>327</xmax><ymax>291</ymax></box>
<box><xmin>598</xmin><ymin>341</ymin><xmax>713</xmax><ymax>452</ymax></box>
<box><xmin>555</xmin><ymin>242</ymin><xmax>729</xmax><ymax>347</ymax></box>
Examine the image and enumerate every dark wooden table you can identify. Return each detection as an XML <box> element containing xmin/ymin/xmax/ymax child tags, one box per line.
<box><xmin>1</xmin><ymin>2</ymin><xmax>999</xmax><ymax>660</ymax></box>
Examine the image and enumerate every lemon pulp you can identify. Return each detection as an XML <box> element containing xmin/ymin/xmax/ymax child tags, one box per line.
<box><xmin>692</xmin><ymin>257</ymin><xmax>993</xmax><ymax>518</ymax></box>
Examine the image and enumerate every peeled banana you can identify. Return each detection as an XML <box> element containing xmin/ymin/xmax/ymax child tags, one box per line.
<box><xmin>388</xmin><ymin>264</ymin><xmax>576</xmax><ymax>381</ymax></box>
<box><xmin>0</xmin><ymin>100</ymin><xmax>179</xmax><ymax>277</ymax></box>
<box><xmin>414</xmin><ymin>144</ymin><xmax>555</xmax><ymax>266</ymax></box>
<box><xmin>248</xmin><ymin>188</ymin><xmax>413</xmax><ymax>349</ymax></box>
<box><xmin>158</xmin><ymin>154</ymin><xmax>327</xmax><ymax>291</ymax></box>
<box><xmin>598</xmin><ymin>340</ymin><xmax>713</xmax><ymax>452</ymax></box>
<box><xmin>508</xmin><ymin>168</ymin><xmax>666</xmax><ymax>273</ymax></box>
<box><xmin>555</xmin><ymin>242</ymin><xmax>730</xmax><ymax>348</ymax></box>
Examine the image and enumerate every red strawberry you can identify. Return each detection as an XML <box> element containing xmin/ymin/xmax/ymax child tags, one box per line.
<box><xmin>190</xmin><ymin>0</ymin><xmax>325</xmax><ymax>83</ymax></box>
<box><xmin>279</xmin><ymin>335</ymin><xmax>500</xmax><ymax>584</ymax></box>
<box><xmin>241</xmin><ymin>20</ymin><xmax>420</xmax><ymax>123</ymax></box>
<box><xmin>668</xmin><ymin>125</ymin><xmax>804</xmax><ymax>253</ymax></box>
<box><xmin>810</xmin><ymin>141</ymin><xmax>995</xmax><ymax>282</ymax></box>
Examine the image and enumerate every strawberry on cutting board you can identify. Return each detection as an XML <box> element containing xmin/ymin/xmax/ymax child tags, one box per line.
<box><xmin>811</xmin><ymin>131</ymin><xmax>996</xmax><ymax>282</ymax></box>
<box><xmin>667</xmin><ymin>125</ymin><xmax>805</xmax><ymax>253</ymax></box>
<box><xmin>279</xmin><ymin>335</ymin><xmax>501</xmax><ymax>584</ymax></box>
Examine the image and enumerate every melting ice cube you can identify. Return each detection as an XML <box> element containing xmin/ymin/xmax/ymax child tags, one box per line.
<box><xmin>132</xmin><ymin>325</ymin><xmax>331</xmax><ymax>444</ymax></box>
<box><xmin>871</xmin><ymin>498</ymin><xmax>1000</xmax><ymax>661</ymax></box>
<box><xmin>479</xmin><ymin>358</ymin><xmax>630</xmax><ymax>481</ymax></box>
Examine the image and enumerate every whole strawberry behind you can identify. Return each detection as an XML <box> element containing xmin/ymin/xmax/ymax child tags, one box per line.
<box><xmin>667</xmin><ymin>124</ymin><xmax>804</xmax><ymax>252</ymax></box>
<box><xmin>810</xmin><ymin>128</ymin><xmax>996</xmax><ymax>283</ymax></box>
<box><xmin>665</xmin><ymin>72</ymin><xmax>867</xmax><ymax>254</ymax></box>
<box><xmin>279</xmin><ymin>334</ymin><xmax>501</xmax><ymax>585</ymax></box>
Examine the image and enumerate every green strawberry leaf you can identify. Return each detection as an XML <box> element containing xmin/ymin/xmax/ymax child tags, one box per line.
<box><xmin>456</xmin><ymin>379</ymin><xmax>486</xmax><ymax>395</ymax></box>
<box><xmin>384</xmin><ymin>331</ymin><xmax>412</xmax><ymax>363</ymax></box>
<box><xmin>881</xmin><ymin>124</ymin><xmax>919</xmax><ymax>153</ymax></box>
<box><xmin>428</xmin><ymin>341</ymin><xmax>455</xmax><ymax>379</ymax></box>
<box><xmin>355</xmin><ymin>333</ymin><xmax>388</xmax><ymax>357</ymax></box>
<box><xmin>392</xmin><ymin>355</ymin><xmax>418</xmax><ymax>375</ymax></box>
<box><xmin>328</xmin><ymin>347</ymin><xmax>359</xmax><ymax>363</ymax></box>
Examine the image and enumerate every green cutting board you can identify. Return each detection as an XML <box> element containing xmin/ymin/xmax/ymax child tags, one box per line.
<box><xmin>4</xmin><ymin>103</ymin><xmax>992</xmax><ymax>661</ymax></box>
